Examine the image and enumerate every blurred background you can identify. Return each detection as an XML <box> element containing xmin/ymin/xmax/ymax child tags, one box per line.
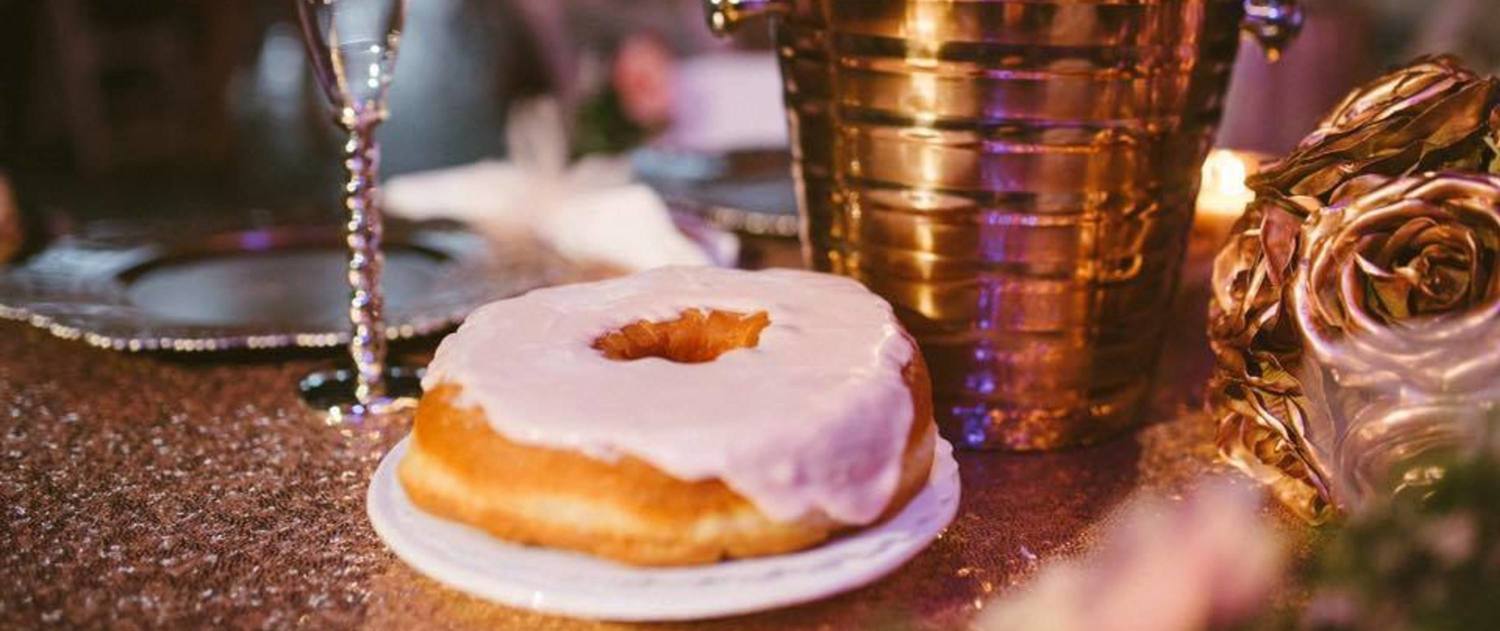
<box><xmin>1</xmin><ymin>0</ymin><xmax>1498</xmax><ymax>242</ymax></box>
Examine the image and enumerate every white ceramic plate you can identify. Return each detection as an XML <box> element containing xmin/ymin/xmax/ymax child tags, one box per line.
<box><xmin>367</xmin><ymin>436</ymin><xmax>960</xmax><ymax>621</ymax></box>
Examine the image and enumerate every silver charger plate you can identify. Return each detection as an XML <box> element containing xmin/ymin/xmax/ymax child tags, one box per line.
<box><xmin>635</xmin><ymin>148</ymin><xmax>799</xmax><ymax>238</ymax></box>
<box><xmin>0</xmin><ymin>219</ymin><xmax>565</xmax><ymax>352</ymax></box>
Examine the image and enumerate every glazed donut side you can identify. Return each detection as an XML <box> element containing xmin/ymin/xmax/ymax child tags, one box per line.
<box><xmin>396</xmin><ymin>352</ymin><xmax>936</xmax><ymax>566</ymax></box>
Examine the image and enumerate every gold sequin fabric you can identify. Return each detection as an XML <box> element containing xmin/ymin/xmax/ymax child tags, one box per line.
<box><xmin>0</xmin><ymin>255</ymin><xmax>1306</xmax><ymax>629</ymax></box>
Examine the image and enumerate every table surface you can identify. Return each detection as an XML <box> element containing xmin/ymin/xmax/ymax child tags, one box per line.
<box><xmin>0</xmin><ymin>241</ymin><xmax>1298</xmax><ymax>630</ymax></box>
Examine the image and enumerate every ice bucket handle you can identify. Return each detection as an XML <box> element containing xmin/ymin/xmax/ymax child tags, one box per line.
<box><xmin>702</xmin><ymin>0</ymin><xmax>788</xmax><ymax>36</ymax></box>
<box><xmin>1242</xmin><ymin>0</ymin><xmax>1304</xmax><ymax>60</ymax></box>
<box><xmin>705</xmin><ymin>0</ymin><xmax>1304</xmax><ymax>57</ymax></box>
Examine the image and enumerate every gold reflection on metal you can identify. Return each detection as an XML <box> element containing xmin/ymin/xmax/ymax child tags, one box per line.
<box><xmin>707</xmin><ymin>0</ymin><xmax>1301</xmax><ymax>450</ymax></box>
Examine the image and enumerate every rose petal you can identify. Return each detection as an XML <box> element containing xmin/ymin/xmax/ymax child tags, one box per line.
<box><xmin>1261</xmin><ymin>202</ymin><xmax>1305</xmax><ymax>285</ymax></box>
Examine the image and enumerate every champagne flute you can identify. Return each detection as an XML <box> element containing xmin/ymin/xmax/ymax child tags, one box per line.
<box><xmin>294</xmin><ymin>0</ymin><xmax>419</xmax><ymax>418</ymax></box>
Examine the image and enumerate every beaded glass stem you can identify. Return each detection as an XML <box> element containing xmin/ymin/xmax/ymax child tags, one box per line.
<box><xmin>295</xmin><ymin>0</ymin><xmax>419</xmax><ymax>417</ymax></box>
<box><xmin>341</xmin><ymin>121</ymin><xmax>387</xmax><ymax>403</ymax></box>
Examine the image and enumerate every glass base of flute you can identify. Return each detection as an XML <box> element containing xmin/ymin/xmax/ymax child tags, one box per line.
<box><xmin>299</xmin><ymin>366</ymin><xmax>422</xmax><ymax>422</ymax></box>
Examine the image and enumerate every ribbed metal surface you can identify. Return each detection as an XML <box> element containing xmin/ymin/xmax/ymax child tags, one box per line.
<box><xmin>775</xmin><ymin>0</ymin><xmax>1243</xmax><ymax>448</ymax></box>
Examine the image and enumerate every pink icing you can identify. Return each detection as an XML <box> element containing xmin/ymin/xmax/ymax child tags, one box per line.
<box><xmin>421</xmin><ymin>266</ymin><xmax>917</xmax><ymax>525</ymax></box>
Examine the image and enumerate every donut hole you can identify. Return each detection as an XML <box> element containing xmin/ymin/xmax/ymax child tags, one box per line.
<box><xmin>593</xmin><ymin>309</ymin><xmax>770</xmax><ymax>363</ymax></box>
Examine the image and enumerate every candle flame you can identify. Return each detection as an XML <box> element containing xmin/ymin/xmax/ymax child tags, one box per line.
<box><xmin>1198</xmin><ymin>149</ymin><xmax>1258</xmax><ymax>216</ymax></box>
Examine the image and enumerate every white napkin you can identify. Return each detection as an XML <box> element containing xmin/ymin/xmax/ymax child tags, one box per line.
<box><xmin>384</xmin><ymin>100</ymin><xmax>735</xmax><ymax>272</ymax></box>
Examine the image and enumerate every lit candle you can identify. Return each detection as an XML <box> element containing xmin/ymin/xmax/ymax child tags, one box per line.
<box><xmin>1194</xmin><ymin>149</ymin><xmax>1264</xmax><ymax>246</ymax></box>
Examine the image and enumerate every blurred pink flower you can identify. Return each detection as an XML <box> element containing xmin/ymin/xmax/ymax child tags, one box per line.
<box><xmin>612</xmin><ymin>34</ymin><xmax>677</xmax><ymax>129</ymax></box>
<box><xmin>976</xmin><ymin>481</ymin><xmax>1286</xmax><ymax>631</ymax></box>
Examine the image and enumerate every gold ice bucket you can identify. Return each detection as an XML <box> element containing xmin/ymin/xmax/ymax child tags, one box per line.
<box><xmin>707</xmin><ymin>0</ymin><xmax>1300</xmax><ymax>449</ymax></box>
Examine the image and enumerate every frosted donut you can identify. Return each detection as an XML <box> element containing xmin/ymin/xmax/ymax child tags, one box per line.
<box><xmin>398</xmin><ymin>266</ymin><xmax>936</xmax><ymax>566</ymax></box>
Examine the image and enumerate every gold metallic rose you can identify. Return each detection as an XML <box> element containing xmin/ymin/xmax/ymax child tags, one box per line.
<box><xmin>1293</xmin><ymin>173</ymin><xmax>1500</xmax><ymax>393</ymax></box>
<box><xmin>1208</xmin><ymin>193</ymin><xmax>1334</xmax><ymax>521</ymax></box>
<box><xmin>1214</xmin><ymin>172</ymin><xmax>1500</xmax><ymax>520</ymax></box>
<box><xmin>1250</xmin><ymin>55</ymin><xmax>1498</xmax><ymax>201</ymax></box>
<box><xmin>1215</xmin><ymin>55</ymin><xmax>1500</xmax><ymax>520</ymax></box>
<box><xmin>1292</xmin><ymin>173</ymin><xmax>1500</xmax><ymax>505</ymax></box>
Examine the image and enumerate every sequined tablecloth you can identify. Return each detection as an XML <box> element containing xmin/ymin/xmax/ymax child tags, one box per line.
<box><xmin>0</xmin><ymin>247</ymin><xmax>1300</xmax><ymax>630</ymax></box>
